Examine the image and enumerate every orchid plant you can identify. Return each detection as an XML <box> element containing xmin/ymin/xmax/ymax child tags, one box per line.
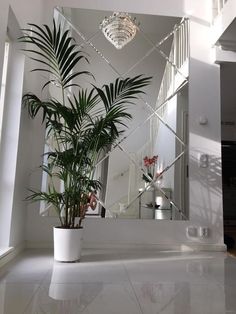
<box><xmin>142</xmin><ymin>155</ymin><xmax>158</xmax><ymax>183</ymax></box>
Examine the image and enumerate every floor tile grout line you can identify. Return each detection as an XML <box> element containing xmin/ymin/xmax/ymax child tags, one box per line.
<box><xmin>22</xmin><ymin>267</ymin><xmax>54</xmax><ymax>313</ymax></box>
<box><xmin>122</xmin><ymin>261</ymin><xmax>145</xmax><ymax>314</ymax></box>
<box><xmin>79</xmin><ymin>285</ymin><xmax>105</xmax><ymax>314</ymax></box>
<box><xmin>2</xmin><ymin>250</ymin><xmax>234</xmax><ymax>313</ymax></box>
<box><xmin>21</xmin><ymin>283</ymin><xmax>42</xmax><ymax>314</ymax></box>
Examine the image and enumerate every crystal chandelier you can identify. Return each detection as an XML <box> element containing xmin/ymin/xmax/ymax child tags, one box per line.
<box><xmin>100</xmin><ymin>12</ymin><xmax>138</xmax><ymax>49</ymax></box>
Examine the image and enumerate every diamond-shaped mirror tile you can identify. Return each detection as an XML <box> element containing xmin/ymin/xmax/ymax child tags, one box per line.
<box><xmin>91</xmin><ymin>111</ymin><xmax>187</xmax><ymax>219</ymax></box>
<box><xmin>124</xmin><ymin>35</ymin><xmax>176</xmax><ymax>111</ymax></box>
<box><xmin>73</xmin><ymin>42</ymin><xmax>120</xmax><ymax>90</ymax></box>
<box><xmin>91</xmin><ymin>31</ymin><xmax>153</xmax><ymax>76</ymax></box>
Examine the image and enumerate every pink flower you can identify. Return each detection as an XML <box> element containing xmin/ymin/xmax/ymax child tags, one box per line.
<box><xmin>143</xmin><ymin>155</ymin><xmax>158</xmax><ymax>181</ymax></box>
<box><xmin>143</xmin><ymin>155</ymin><xmax>158</xmax><ymax>167</ymax></box>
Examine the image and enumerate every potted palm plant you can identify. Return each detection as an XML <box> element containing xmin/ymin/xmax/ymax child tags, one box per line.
<box><xmin>20</xmin><ymin>20</ymin><xmax>151</xmax><ymax>262</ymax></box>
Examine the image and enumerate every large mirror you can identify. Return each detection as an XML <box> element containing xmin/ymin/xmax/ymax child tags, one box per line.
<box><xmin>46</xmin><ymin>7</ymin><xmax>189</xmax><ymax>220</ymax></box>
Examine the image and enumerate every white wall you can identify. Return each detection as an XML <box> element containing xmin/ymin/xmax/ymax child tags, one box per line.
<box><xmin>0</xmin><ymin>0</ymin><xmax>225</xmax><ymax>251</ymax></box>
<box><xmin>0</xmin><ymin>0</ymin><xmax>47</xmax><ymax>249</ymax></box>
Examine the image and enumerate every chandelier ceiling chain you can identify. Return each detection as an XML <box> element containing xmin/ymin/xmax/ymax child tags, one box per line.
<box><xmin>100</xmin><ymin>12</ymin><xmax>139</xmax><ymax>49</ymax></box>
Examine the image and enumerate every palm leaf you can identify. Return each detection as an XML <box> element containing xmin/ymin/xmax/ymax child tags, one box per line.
<box><xmin>95</xmin><ymin>75</ymin><xmax>152</xmax><ymax>112</ymax></box>
<box><xmin>19</xmin><ymin>20</ymin><xmax>91</xmax><ymax>90</ymax></box>
<box><xmin>21</xmin><ymin>20</ymin><xmax>152</xmax><ymax>227</ymax></box>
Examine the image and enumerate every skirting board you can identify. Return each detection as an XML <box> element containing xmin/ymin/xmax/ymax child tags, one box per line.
<box><xmin>0</xmin><ymin>243</ymin><xmax>25</xmax><ymax>268</ymax></box>
<box><xmin>26</xmin><ymin>241</ymin><xmax>227</xmax><ymax>252</ymax></box>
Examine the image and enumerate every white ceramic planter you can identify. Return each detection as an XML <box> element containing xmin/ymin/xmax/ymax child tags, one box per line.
<box><xmin>53</xmin><ymin>227</ymin><xmax>83</xmax><ymax>262</ymax></box>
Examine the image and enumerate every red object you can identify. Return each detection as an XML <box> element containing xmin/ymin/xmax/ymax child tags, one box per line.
<box><xmin>87</xmin><ymin>192</ymin><xmax>97</xmax><ymax>210</ymax></box>
<box><xmin>143</xmin><ymin>155</ymin><xmax>158</xmax><ymax>167</ymax></box>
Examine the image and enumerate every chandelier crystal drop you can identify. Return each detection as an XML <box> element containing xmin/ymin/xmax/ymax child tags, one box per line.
<box><xmin>100</xmin><ymin>12</ymin><xmax>138</xmax><ymax>49</ymax></box>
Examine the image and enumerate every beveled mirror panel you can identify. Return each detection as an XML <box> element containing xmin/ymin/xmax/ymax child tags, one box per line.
<box><xmin>44</xmin><ymin>7</ymin><xmax>189</xmax><ymax>220</ymax></box>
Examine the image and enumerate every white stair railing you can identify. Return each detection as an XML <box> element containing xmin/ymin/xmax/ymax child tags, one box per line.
<box><xmin>157</xmin><ymin>19</ymin><xmax>189</xmax><ymax>109</ymax></box>
<box><xmin>212</xmin><ymin>0</ymin><xmax>228</xmax><ymax>21</ymax></box>
<box><xmin>134</xmin><ymin>19</ymin><xmax>189</xmax><ymax>192</ymax></box>
<box><xmin>151</xmin><ymin>19</ymin><xmax>189</xmax><ymax>150</ymax></box>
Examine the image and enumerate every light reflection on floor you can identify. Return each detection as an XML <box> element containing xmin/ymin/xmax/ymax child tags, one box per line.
<box><xmin>0</xmin><ymin>249</ymin><xmax>235</xmax><ymax>314</ymax></box>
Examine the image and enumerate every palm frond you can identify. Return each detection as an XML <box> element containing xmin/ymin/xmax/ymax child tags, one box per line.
<box><xmin>22</xmin><ymin>21</ymin><xmax>151</xmax><ymax>228</ymax></box>
<box><xmin>94</xmin><ymin>75</ymin><xmax>152</xmax><ymax>111</ymax></box>
<box><xmin>19</xmin><ymin>20</ymin><xmax>91</xmax><ymax>90</ymax></box>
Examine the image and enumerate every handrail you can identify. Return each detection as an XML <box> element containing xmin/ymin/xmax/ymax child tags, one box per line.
<box><xmin>212</xmin><ymin>0</ymin><xmax>228</xmax><ymax>21</ymax></box>
<box><xmin>156</xmin><ymin>19</ymin><xmax>189</xmax><ymax>109</ymax></box>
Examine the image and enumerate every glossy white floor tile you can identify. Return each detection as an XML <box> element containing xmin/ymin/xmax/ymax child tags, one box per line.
<box><xmin>0</xmin><ymin>283</ymin><xmax>39</xmax><ymax>314</ymax></box>
<box><xmin>132</xmin><ymin>282</ymin><xmax>226</xmax><ymax>314</ymax></box>
<box><xmin>0</xmin><ymin>249</ymin><xmax>236</xmax><ymax>313</ymax></box>
<box><xmin>123</xmin><ymin>252</ymin><xmax>225</xmax><ymax>285</ymax></box>
<box><xmin>24</xmin><ymin>282</ymin><xmax>142</xmax><ymax>314</ymax></box>
<box><xmin>0</xmin><ymin>250</ymin><xmax>53</xmax><ymax>284</ymax></box>
<box><xmin>43</xmin><ymin>260</ymin><xmax>129</xmax><ymax>284</ymax></box>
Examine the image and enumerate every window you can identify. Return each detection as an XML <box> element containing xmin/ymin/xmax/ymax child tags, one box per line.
<box><xmin>0</xmin><ymin>41</ymin><xmax>10</xmax><ymax>141</ymax></box>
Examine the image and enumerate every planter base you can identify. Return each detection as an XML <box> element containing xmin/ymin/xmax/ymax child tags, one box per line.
<box><xmin>53</xmin><ymin>227</ymin><xmax>83</xmax><ymax>262</ymax></box>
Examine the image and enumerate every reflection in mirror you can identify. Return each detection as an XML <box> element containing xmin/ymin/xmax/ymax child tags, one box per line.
<box><xmin>46</xmin><ymin>7</ymin><xmax>189</xmax><ymax>220</ymax></box>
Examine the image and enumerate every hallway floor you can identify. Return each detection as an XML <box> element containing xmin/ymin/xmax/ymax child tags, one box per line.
<box><xmin>0</xmin><ymin>249</ymin><xmax>235</xmax><ymax>313</ymax></box>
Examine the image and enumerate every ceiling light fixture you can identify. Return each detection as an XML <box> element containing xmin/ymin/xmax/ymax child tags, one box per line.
<box><xmin>100</xmin><ymin>12</ymin><xmax>138</xmax><ymax>49</ymax></box>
